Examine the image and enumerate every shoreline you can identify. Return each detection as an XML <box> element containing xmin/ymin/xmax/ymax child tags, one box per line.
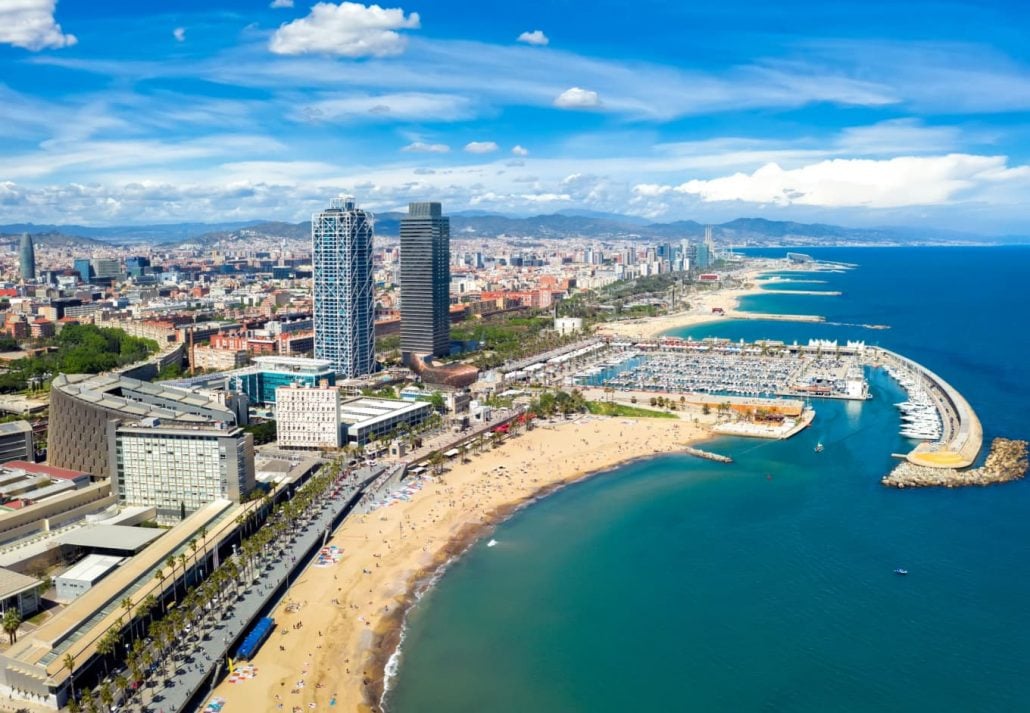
<box><xmin>364</xmin><ymin>426</ymin><xmax>717</xmax><ymax>711</ymax></box>
<box><xmin>209</xmin><ymin>415</ymin><xmax>715</xmax><ymax>713</ymax></box>
<box><xmin>367</xmin><ymin>459</ymin><xmax>657</xmax><ymax>709</ymax></box>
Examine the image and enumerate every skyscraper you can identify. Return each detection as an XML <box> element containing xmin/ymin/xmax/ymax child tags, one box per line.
<box><xmin>312</xmin><ymin>196</ymin><xmax>376</xmax><ymax>377</ymax></box>
<box><xmin>18</xmin><ymin>233</ymin><xmax>35</xmax><ymax>282</ymax></box>
<box><xmin>400</xmin><ymin>202</ymin><xmax>451</xmax><ymax>363</ymax></box>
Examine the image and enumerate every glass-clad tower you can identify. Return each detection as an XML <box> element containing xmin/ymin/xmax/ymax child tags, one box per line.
<box><xmin>18</xmin><ymin>233</ymin><xmax>35</xmax><ymax>282</ymax></box>
<box><xmin>312</xmin><ymin>196</ymin><xmax>376</xmax><ymax>377</ymax></box>
<box><xmin>400</xmin><ymin>202</ymin><xmax>450</xmax><ymax>362</ymax></box>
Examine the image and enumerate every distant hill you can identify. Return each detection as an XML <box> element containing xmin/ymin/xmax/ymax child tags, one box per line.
<box><xmin>0</xmin><ymin>221</ymin><xmax>262</xmax><ymax>244</ymax></box>
<box><xmin>0</xmin><ymin>231</ymin><xmax>108</xmax><ymax>248</ymax></box>
<box><xmin>2</xmin><ymin>213</ymin><xmax>1016</xmax><ymax>248</ymax></box>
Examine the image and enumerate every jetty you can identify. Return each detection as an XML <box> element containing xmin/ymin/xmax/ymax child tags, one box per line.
<box><xmin>683</xmin><ymin>446</ymin><xmax>733</xmax><ymax>463</ymax></box>
<box><xmin>883</xmin><ymin>438</ymin><xmax>1028</xmax><ymax>488</ymax></box>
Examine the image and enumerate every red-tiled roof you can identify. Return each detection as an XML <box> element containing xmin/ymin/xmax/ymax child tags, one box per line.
<box><xmin>2</xmin><ymin>461</ymin><xmax>90</xmax><ymax>480</ymax></box>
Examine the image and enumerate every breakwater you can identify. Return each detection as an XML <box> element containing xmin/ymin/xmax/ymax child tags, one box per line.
<box><xmin>883</xmin><ymin>438</ymin><xmax>1028</xmax><ymax>488</ymax></box>
<box><xmin>683</xmin><ymin>446</ymin><xmax>733</xmax><ymax>463</ymax></box>
<box><xmin>871</xmin><ymin>347</ymin><xmax>983</xmax><ymax>469</ymax></box>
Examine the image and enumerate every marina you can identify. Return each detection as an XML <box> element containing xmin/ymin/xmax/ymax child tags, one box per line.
<box><xmin>575</xmin><ymin>337</ymin><xmax>870</xmax><ymax>402</ymax></box>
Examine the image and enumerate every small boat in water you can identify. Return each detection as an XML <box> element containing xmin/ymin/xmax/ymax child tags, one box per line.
<box><xmin>814</xmin><ymin>442</ymin><xmax>824</xmax><ymax>453</ymax></box>
<box><xmin>487</xmin><ymin>539</ymin><xmax>498</xmax><ymax>548</ymax></box>
<box><xmin>893</xmin><ymin>568</ymin><xmax>908</xmax><ymax>576</ymax></box>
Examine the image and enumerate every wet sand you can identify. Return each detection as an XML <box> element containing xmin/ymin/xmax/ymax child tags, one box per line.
<box><xmin>209</xmin><ymin>414</ymin><xmax>712</xmax><ymax>712</ymax></box>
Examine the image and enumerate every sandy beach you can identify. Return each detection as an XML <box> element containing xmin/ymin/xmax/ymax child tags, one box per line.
<box><xmin>209</xmin><ymin>413</ymin><xmax>713</xmax><ymax>713</ymax></box>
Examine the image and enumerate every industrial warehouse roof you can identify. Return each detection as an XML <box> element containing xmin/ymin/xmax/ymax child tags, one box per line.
<box><xmin>58</xmin><ymin>525</ymin><xmax>164</xmax><ymax>554</ymax></box>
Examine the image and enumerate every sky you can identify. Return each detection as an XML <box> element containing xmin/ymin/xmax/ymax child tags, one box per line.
<box><xmin>1</xmin><ymin>0</ymin><xmax>1029</xmax><ymax>233</ymax></box>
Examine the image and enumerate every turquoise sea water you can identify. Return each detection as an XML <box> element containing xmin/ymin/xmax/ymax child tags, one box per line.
<box><xmin>387</xmin><ymin>247</ymin><xmax>1030</xmax><ymax>712</ymax></box>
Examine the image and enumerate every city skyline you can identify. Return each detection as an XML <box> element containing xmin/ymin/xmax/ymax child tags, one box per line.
<box><xmin>0</xmin><ymin>1</ymin><xmax>1028</xmax><ymax>233</ymax></box>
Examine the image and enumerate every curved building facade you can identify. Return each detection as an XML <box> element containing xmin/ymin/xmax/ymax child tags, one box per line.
<box><xmin>48</xmin><ymin>373</ymin><xmax>242</xmax><ymax>478</ymax></box>
<box><xmin>18</xmin><ymin>233</ymin><xmax>35</xmax><ymax>282</ymax></box>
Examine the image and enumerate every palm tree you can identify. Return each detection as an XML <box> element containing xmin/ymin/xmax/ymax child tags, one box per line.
<box><xmin>428</xmin><ymin>450</ymin><xmax>445</xmax><ymax>475</ymax></box>
<box><xmin>63</xmin><ymin>653</ymin><xmax>77</xmax><ymax>702</ymax></box>
<box><xmin>141</xmin><ymin>594</ymin><xmax>157</xmax><ymax>632</ymax></box>
<box><xmin>177</xmin><ymin>553</ymin><xmax>188</xmax><ymax>589</ymax></box>
<box><xmin>165</xmin><ymin>555</ymin><xmax>178</xmax><ymax>600</ymax></box>
<box><xmin>113</xmin><ymin>675</ymin><xmax>128</xmax><ymax>708</ymax></box>
<box><xmin>2</xmin><ymin>607</ymin><xmax>21</xmax><ymax>644</ymax></box>
<box><xmin>96</xmin><ymin>629</ymin><xmax>116</xmax><ymax>677</ymax></box>
<box><xmin>120</xmin><ymin>597</ymin><xmax>133</xmax><ymax>640</ymax></box>
<box><xmin>98</xmin><ymin>682</ymin><xmax>113</xmax><ymax>713</ymax></box>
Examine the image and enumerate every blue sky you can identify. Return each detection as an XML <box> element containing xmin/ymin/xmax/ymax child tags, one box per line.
<box><xmin>1</xmin><ymin>0</ymin><xmax>1029</xmax><ymax>232</ymax></box>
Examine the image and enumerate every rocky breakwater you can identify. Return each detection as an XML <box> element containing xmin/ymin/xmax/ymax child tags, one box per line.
<box><xmin>883</xmin><ymin>438</ymin><xmax>1029</xmax><ymax>488</ymax></box>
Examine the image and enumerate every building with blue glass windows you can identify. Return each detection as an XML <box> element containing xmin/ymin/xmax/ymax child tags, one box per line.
<box><xmin>312</xmin><ymin>196</ymin><xmax>376</xmax><ymax>377</ymax></box>
<box><xmin>228</xmin><ymin>356</ymin><xmax>336</xmax><ymax>405</ymax></box>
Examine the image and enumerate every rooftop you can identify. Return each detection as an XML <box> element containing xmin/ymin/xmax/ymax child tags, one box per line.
<box><xmin>0</xmin><ymin>566</ymin><xmax>40</xmax><ymax>599</ymax></box>
<box><xmin>57</xmin><ymin>554</ymin><xmax>124</xmax><ymax>585</ymax></box>
<box><xmin>0</xmin><ymin>421</ymin><xmax>31</xmax><ymax>436</ymax></box>
<box><xmin>57</xmin><ymin>524</ymin><xmax>164</xmax><ymax>554</ymax></box>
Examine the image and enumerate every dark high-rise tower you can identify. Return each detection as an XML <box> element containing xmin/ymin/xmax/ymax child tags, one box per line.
<box><xmin>400</xmin><ymin>202</ymin><xmax>450</xmax><ymax>363</ymax></box>
<box><xmin>18</xmin><ymin>233</ymin><xmax>35</xmax><ymax>282</ymax></box>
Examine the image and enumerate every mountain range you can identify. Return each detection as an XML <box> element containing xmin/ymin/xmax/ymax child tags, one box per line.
<box><xmin>1</xmin><ymin>213</ymin><xmax>1022</xmax><ymax>249</ymax></box>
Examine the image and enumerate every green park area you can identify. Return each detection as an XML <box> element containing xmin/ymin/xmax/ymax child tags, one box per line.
<box><xmin>0</xmin><ymin>324</ymin><xmax>158</xmax><ymax>394</ymax></box>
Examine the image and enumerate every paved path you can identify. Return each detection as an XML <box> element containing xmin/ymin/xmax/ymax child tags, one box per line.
<box><xmin>126</xmin><ymin>465</ymin><xmax>391</xmax><ymax>713</ymax></box>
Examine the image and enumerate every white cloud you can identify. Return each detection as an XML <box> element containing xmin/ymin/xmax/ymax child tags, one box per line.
<box><xmin>173</xmin><ymin>27</ymin><xmax>186</xmax><ymax>42</ymax></box>
<box><xmin>511</xmin><ymin>145</ymin><xmax>529</xmax><ymax>157</ymax></box>
<box><xmin>0</xmin><ymin>0</ymin><xmax>76</xmax><ymax>51</ymax></box>
<box><xmin>554</xmin><ymin>87</ymin><xmax>601</xmax><ymax>109</ymax></box>
<box><xmin>517</xmin><ymin>30</ymin><xmax>548</xmax><ymax>46</ymax></box>
<box><xmin>668</xmin><ymin>154</ymin><xmax>1028</xmax><ymax>208</ymax></box>
<box><xmin>270</xmin><ymin>0</ymin><xmax>294</xmax><ymax>7</ymax></box>
<box><xmin>269</xmin><ymin>2</ymin><xmax>420</xmax><ymax>57</ymax></box>
<box><xmin>295</xmin><ymin>92</ymin><xmax>473</xmax><ymax>122</ymax></box>
<box><xmin>402</xmin><ymin>141</ymin><xmax>449</xmax><ymax>153</ymax></box>
<box><xmin>464</xmin><ymin>141</ymin><xmax>499</xmax><ymax>154</ymax></box>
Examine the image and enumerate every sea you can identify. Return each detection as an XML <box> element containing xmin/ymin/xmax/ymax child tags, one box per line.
<box><xmin>385</xmin><ymin>247</ymin><xmax>1030</xmax><ymax>713</ymax></box>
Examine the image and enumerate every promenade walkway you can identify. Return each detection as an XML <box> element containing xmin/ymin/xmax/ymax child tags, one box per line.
<box><xmin>135</xmin><ymin>464</ymin><xmax>394</xmax><ymax>713</ymax></box>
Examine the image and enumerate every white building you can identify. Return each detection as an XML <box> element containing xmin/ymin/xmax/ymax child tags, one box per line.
<box><xmin>339</xmin><ymin>397</ymin><xmax>433</xmax><ymax>446</ymax></box>
<box><xmin>110</xmin><ymin>420</ymin><xmax>255</xmax><ymax>523</ymax></box>
<box><xmin>554</xmin><ymin>317</ymin><xmax>583</xmax><ymax>337</ymax></box>
<box><xmin>275</xmin><ymin>383</ymin><xmax>343</xmax><ymax>449</ymax></box>
<box><xmin>55</xmin><ymin>554</ymin><xmax>124</xmax><ymax>601</ymax></box>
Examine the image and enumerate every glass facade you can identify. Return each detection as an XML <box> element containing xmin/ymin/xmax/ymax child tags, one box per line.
<box><xmin>312</xmin><ymin>196</ymin><xmax>376</xmax><ymax>377</ymax></box>
<box><xmin>235</xmin><ymin>368</ymin><xmax>335</xmax><ymax>405</ymax></box>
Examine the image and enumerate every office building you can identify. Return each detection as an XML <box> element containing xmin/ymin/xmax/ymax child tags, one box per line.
<box><xmin>312</xmin><ymin>196</ymin><xmax>376</xmax><ymax>377</ymax></box>
<box><xmin>111</xmin><ymin>419</ymin><xmax>255</xmax><ymax>522</ymax></box>
<box><xmin>91</xmin><ymin>257</ymin><xmax>121</xmax><ymax>282</ymax></box>
<box><xmin>0</xmin><ymin>421</ymin><xmax>33</xmax><ymax>464</ymax></box>
<box><xmin>73</xmin><ymin>258</ymin><xmax>93</xmax><ymax>283</ymax></box>
<box><xmin>125</xmin><ymin>256</ymin><xmax>151</xmax><ymax>277</ymax></box>
<box><xmin>400</xmin><ymin>202</ymin><xmax>451</xmax><ymax>363</ymax></box>
<box><xmin>18</xmin><ymin>233</ymin><xmax>35</xmax><ymax>282</ymax></box>
<box><xmin>229</xmin><ymin>356</ymin><xmax>335</xmax><ymax>405</ymax></box>
<box><xmin>275</xmin><ymin>383</ymin><xmax>342</xmax><ymax>449</ymax></box>
<box><xmin>49</xmin><ymin>373</ymin><xmax>243</xmax><ymax>478</ymax></box>
<box><xmin>339</xmin><ymin>397</ymin><xmax>432</xmax><ymax>446</ymax></box>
